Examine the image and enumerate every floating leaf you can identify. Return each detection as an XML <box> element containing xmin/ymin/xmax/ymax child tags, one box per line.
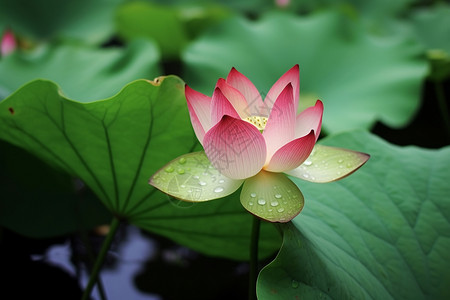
<box><xmin>258</xmin><ymin>131</ymin><xmax>450</xmax><ymax>299</ymax></box>
<box><xmin>183</xmin><ymin>12</ymin><xmax>427</xmax><ymax>133</ymax></box>
<box><xmin>0</xmin><ymin>77</ymin><xmax>280</xmax><ymax>259</ymax></box>
<box><xmin>0</xmin><ymin>39</ymin><xmax>160</xmax><ymax>101</ymax></box>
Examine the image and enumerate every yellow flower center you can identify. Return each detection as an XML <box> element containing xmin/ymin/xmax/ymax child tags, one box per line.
<box><xmin>244</xmin><ymin>116</ymin><xmax>268</xmax><ymax>132</ymax></box>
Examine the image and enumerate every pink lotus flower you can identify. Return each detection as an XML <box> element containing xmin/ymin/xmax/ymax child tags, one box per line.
<box><xmin>1</xmin><ymin>29</ymin><xmax>16</xmax><ymax>57</ymax></box>
<box><xmin>150</xmin><ymin>65</ymin><xmax>369</xmax><ymax>222</ymax></box>
<box><xmin>275</xmin><ymin>0</ymin><xmax>291</xmax><ymax>8</ymax></box>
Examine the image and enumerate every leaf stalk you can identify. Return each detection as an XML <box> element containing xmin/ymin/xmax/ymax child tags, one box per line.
<box><xmin>81</xmin><ymin>217</ymin><xmax>120</xmax><ymax>300</ymax></box>
<box><xmin>249</xmin><ymin>216</ymin><xmax>261</xmax><ymax>300</ymax></box>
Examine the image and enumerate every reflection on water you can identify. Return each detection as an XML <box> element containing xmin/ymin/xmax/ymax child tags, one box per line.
<box><xmin>36</xmin><ymin>225</ymin><xmax>161</xmax><ymax>300</ymax></box>
<box><xmin>1</xmin><ymin>223</ymin><xmax>251</xmax><ymax>299</ymax></box>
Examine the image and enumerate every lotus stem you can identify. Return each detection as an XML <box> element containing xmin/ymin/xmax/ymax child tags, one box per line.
<box><xmin>81</xmin><ymin>217</ymin><xmax>120</xmax><ymax>300</ymax></box>
<box><xmin>78</xmin><ymin>229</ymin><xmax>108</xmax><ymax>300</ymax></box>
<box><xmin>249</xmin><ymin>216</ymin><xmax>261</xmax><ymax>300</ymax></box>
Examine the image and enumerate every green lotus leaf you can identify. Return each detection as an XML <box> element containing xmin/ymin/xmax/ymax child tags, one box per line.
<box><xmin>0</xmin><ymin>39</ymin><xmax>160</xmax><ymax>101</ymax></box>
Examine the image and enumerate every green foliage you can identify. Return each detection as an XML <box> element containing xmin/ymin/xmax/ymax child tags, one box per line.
<box><xmin>411</xmin><ymin>4</ymin><xmax>450</xmax><ymax>80</ymax></box>
<box><xmin>177</xmin><ymin>3</ymin><xmax>232</xmax><ymax>39</ymax></box>
<box><xmin>0</xmin><ymin>78</ymin><xmax>280</xmax><ymax>259</ymax></box>
<box><xmin>0</xmin><ymin>40</ymin><xmax>160</xmax><ymax>101</ymax></box>
<box><xmin>115</xmin><ymin>1</ymin><xmax>231</xmax><ymax>59</ymax></box>
<box><xmin>116</xmin><ymin>2</ymin><xmax>189</xmax><ymax>59</ymax></box>
<box><xmin>183</xmin><ymin>11</ymin><xmax>427</xmax><ymax>134</ymax></box>
<box><xmin>258</xmin><ymin>131</ymin><xmax>450</xmax><ymax>299</ymax></box>
<box><xmin>0</xmin><ymin>0</ymin><xmax>123</xmax><ymax>43</ymax></box>
<box><xmin>411</xmin><ymin>4</ymin><xmax>450</xmax><ymax>55</ymax></box>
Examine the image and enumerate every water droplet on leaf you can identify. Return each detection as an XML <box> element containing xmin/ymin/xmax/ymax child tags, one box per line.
<box><xmin>199</xmin><ymin>181</ymin><xmax>206</xmax><ymax>186</ymax></box>
<box><xmin>250</xmin><ymin>193</ymin><xmax>257</xmax><ymax>198</ymax></box>
<box><xmin>277</xmin><ymin>207</ymin><xmax>285</xmax><ymax>213</ymax></box>
<box><xmin>271</xmin><ymin>201</ymin><xmax>279</xmax><ymax>207</ymax></box>
<box><xmin>291</xmin><ymin>280</ymin><xmax>299</xmax><ymax>289</ymax></box>
<box><xmin>275</xmin><ymin>194</ymin><xmax>282</xmax><ymax>199</ymax></box>
<box><xmin>165</xmin><ymin>166</ymin><xmax>174</xmax><ymax>173</ymax></box>
<box><xmin>177</xmin><ymin>168</ymin><xmax>185</xmax><ymax>174</ymax></box>
<box><xmin>257</xmin><ymin>199</ymin><xmax>266</xmax><ymax>205</ymax></box>
<box><xmin>179</xmin><ymin>157</ymin><xmax>187</xmax><ymax>164</ymax></box>
<box><xmin>214</xmin><ymin>187</ymin><xmax>224</xmax><ymax>193</ymax></box>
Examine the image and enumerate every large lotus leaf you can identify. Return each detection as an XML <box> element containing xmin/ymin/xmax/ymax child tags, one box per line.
<box><xmin>257</xmin><ymin>131</ymin><xmax>450</xmax><ymax>299</ymax></box>
<box><xmin>0</xmin><ymin>140</ymin><xmax>112</xmax><ymax>237</ymax></box>
<box><xmin>0</xmin><ymin>0</ymin><xmax>123</xmax><ymax>43</ymax></box>
<box><xmin>0</xmin><ymin>39</ymin><xmax>160</xmax><ymax>101</ymax></box>
<box><xmin>183</xmin><ymin>11</ymin><xmax>427</xmax><ymax>133</ymax></box>
<box><xmin>0</xmin><ymin>78</ymin><xmax>280</xmax><ymax>259</ymax></box>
